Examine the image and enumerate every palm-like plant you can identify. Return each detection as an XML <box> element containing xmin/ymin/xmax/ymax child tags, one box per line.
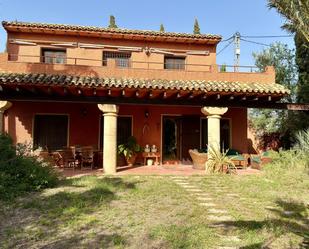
<box><xmin>205</xmin><ymin>145</ymin><xmax>236</xmax><ymax>174</ymax></box>
<box><xmin>268</xmin><ymin>0</ymin><xmax>309</xmax><ymax>42</ymax></box>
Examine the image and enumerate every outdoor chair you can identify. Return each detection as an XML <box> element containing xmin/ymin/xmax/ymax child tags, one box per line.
<box><xmin>38</xmin><ymin>151</ymin><xmax>55</xmax><ymax>165</ymax></box>
<box><xmin>226</xmin><ymin>149</ymin><xmax>248</xmax><ymax>168</ymax></box>
<box><xmin>62</xmin><ymin>146</ymin><xmax>78</xmax><ymax>169</ymax></box>
<box><xmin>250</xmin><ymin>151</ymin><xmax>272</xmax><ymax>169</ymax></box>
<box><xmin>81</xmin><ymin>146</ymin><xmax>94</xmax><ymax>170</ymax></box>
<box><xmin>189</xmin><ymin>149</ymin><xmax>208</xmax><ymax>170</ymax></box>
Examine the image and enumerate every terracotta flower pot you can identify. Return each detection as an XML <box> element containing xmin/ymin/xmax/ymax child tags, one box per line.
<box><xmin>126</xmin><ymin>154</ymin><xmax>138</xmax><ymax>166</ymax></box>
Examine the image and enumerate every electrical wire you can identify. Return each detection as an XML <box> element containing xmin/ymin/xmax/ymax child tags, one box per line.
<box><xmin>240</xmin><ymin>38</ymin><xmax>271</xmax><ymax>47</ymax></box>
<box><xmin>241</xmin><ymin>35</ymin><xmax>293</xmax><ymax>38</ymax></box>
<box><xmin>220</xmin><ymin>36</ymin><xmax>234</xmax><ymax>43</ymax></box>
<box><xmin>217</xmin><ymin>39</ymin><xmax>234</xmax><ymax>55</ymax></box>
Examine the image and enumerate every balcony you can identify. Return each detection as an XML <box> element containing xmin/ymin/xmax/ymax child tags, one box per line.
<box><xmin>0</xmin><ymin>53</ymin><xmax>275</xmax><ymax>84</ymax></box>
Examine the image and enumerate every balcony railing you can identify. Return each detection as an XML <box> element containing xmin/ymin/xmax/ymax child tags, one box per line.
<box><xmin>7</xmin><ymin>54</ymin><xmax>260</xmax><ymax>73</ymax></box>
<box><xmin>1</xmin><ymin>53</ymin><xmax>274</xmax><ymax>83</ymax></box>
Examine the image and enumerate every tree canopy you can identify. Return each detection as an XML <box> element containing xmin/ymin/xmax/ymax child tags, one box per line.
<box><xmin>193</xmin><ymin>18</ymin><xmax>200</xmax><ymax>34</ymax></box>
<box><xmin>249</xmin><ymin>42</ymin><xmax>298</xmax><ymax>147</ymax></box>
<box><xmin>108</xmin><ymin>15</ymin><xmax>118</xmax><ymax>29</ymax></box>
<box><xmin>160</xmin><ymin>24</ymin><xmax>165</xmax><ymax>32</ymax></box>
<box><xmin>268</xmin><ymin>0</ymin><xmax>309</xmax><ymax>42</ymax></box>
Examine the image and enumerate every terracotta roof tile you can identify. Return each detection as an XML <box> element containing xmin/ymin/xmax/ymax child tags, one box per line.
<box><xmin>0</xmin><ymin>72</ymin><xmax>290</xmax><ymax>95</ymax></box>
<box><xmin>2</xmin><ymin>21</ymin><xmax>221</xmax><ymax>41</ymax></box>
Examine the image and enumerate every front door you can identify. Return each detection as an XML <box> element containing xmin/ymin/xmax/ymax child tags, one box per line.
<box><xmin>180</xmin><ymin>115</ymin><xmax>201</xmax><ymax>160</ymax></box>
<box><xmin>162</xmin><ymin>116</ymin><xmax>181</xmax><ymax>161</ymax></box>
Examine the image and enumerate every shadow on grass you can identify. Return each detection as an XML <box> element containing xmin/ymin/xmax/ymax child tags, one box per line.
<box><xmin>43</xmin><ymin>233</ymin><xmax>126</xmax><ymax>249</ymax></box>
<box><xmin>1</xmin><ymin>176</ymin><xmax>139</xmax><ymax>248</ymax></box>
<box><xmin>214</xmin><ymin>199</ymin><xmax>309</xmax><ymax>249</ymax></box>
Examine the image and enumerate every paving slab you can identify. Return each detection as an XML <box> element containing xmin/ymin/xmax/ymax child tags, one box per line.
<box><xmin>199</xmin><ymin>202</ymin><xmax>216</xmax><ymax>207</ymax></box>
<box><xmin>208</xmin><ymin>215</ymin><xmax>234</xmax><ymax>221</ymax></box>
<box><xmin>208</xmin><ymin>208</ymin><xmax>228</xmax><ymax>214</ymax></box>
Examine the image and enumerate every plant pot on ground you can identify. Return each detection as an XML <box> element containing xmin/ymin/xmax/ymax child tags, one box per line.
<box><xmin>118</xmin><ymin>136</ymin><xmax>141</xmax><ymax>166</ymax></box>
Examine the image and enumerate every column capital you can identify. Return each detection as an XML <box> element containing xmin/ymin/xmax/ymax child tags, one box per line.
<box><xmin>97</xmin><ymin>104</ymin><xmax>119</xmax><ymax>114</ymax></box>
<box><xmin>201</xmin><ymin>107</ymin><xmax>228</xmax><ymax>116</ymax></box>
<box><xmin>0</xmin><ymin>101</ymin><xmax>12</xmax><ymax>112</ymax></box>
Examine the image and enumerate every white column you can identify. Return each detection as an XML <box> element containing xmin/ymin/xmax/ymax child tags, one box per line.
<box><xmin>0</xmin><ymin>101</ymin><xmax>12</xmax><ymax>134</ymax></box>
<box><xmin>201</xmin><ymin>107</ymin><xmax>228</xmax><ymax>153</ymax></box>
<box><xmin>98</xmin><ymin>104</ymin><xmax>119</xmax><ymax>174</ymax></box>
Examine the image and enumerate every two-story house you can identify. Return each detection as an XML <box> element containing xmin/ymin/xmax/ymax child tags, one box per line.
<box><xmin>0</xmin><ymin>21</ymin><xmax>290</xmax><ymax>173</ymax></box>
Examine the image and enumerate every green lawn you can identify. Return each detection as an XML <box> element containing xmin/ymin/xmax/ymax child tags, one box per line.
<box><xmin>0</xmin><ymin>164</ymin><xmax>308</xmax><ymax>249</ymax></box>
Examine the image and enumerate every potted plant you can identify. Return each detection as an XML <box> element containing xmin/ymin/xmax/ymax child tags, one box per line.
<box><xmin>118</xmin><ymin>136</ymin><xmax>141</xmax><ymax>166</ymax></box>
<box><xmin>205</xmin><ymin>145</ymin><xmax>236</xmax><ymax>174</ymax></box>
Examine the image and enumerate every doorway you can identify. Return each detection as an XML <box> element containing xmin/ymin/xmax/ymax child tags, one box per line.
<box><xmin>162</xmin><ymin>115</ymin><xmax>201</xmax><ymax>162</ymax></box>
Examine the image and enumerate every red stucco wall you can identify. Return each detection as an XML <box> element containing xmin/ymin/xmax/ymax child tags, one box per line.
<box><xmin>4</xmin><ymin>101</ymin><xmax>248</xmax><ymax>153</ymax></box>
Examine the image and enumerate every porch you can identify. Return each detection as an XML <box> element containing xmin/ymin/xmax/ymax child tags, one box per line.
<box><xmin>58</xmin><ymin>164</ymin><xmax>261</xmax><ymax>178</ymax></box>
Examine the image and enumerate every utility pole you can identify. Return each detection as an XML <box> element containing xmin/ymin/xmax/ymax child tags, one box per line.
<box><xmin>234</xmin><ymin>32</ymin><xmax>240</xmax><ymax>72</ymax></box>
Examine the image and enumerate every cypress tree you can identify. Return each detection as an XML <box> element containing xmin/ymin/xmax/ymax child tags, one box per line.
<box><xmin>193</xmin><ymin>18</ymin><xmax>201</xmax><ymax>34</ymax></box>
<box><xmin>160</xmin><ymin>24</ymin><xmax>165</xmax><ymax>32</ymax></box>
<box><xmin>108</xmin><ymin>15</ymin><xmax>118</xmax><ymax>29</ymax></box>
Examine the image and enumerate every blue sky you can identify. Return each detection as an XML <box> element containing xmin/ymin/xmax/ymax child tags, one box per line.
<box><xmin>0</xmin><ymin>0</ymin><xmax>294</xmax><ymax>66</ymax></box>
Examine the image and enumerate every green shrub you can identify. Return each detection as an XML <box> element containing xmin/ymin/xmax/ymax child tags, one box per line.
<box><xmin>0</xmin><ymin>134</ymin><xmax>59</xmax><ymax>200</ymax></box>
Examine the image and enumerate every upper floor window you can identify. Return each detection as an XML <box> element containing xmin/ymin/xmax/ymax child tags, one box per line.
<box><xmin>103</xmin><ymin>51</ymin><xmax>131</xmax><ymax>68</ymax></box>
<box><xmin>164</xmin><ymin>56</ymin><xmax>185</xmax><ymax>70</ymax></box>
<box><xmin>42</xmin><ymin>49</ymin><xmax>66</xmax><ymax>64</ymax></box>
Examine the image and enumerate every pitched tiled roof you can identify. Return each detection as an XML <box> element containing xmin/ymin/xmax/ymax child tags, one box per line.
<box><xmin>0</xmin><ymin>72</ymin><xmax>290</xmax><ymax>95</ymax></box>
<box><xmin>2</xmin><ymin>21</ymin><xmax>222</xmax><ymax>41</ymax></box>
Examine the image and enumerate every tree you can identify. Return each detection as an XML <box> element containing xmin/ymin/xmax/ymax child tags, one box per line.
<box><xmin>294</xmin><ymin>32</ymin><xmax>309</xmax><ymax>130</ymax></box>
<box><xmin>220</xmin><ymin>64</ymin><xmax>227</xmax><ymax>72</ymax></box>
<box><xmin>249</xmin><ymin>42</ymin><xmax>298</xmax><ymax>148</ymax></box>
<box><xmin>268</xmin><ymin>0</ymin><xmax>309</xmax><ymax>43</ymax></box>
<box><xmin>193</xmin><ymin>18</ymin><xmax>200</xmax><ymax>34</ymax></box>
<box><xmin>108</xmin><ymin>15</ymin><xmax>118</xmax><ymax>29</ymax></box>
<box><xmin>160</xmin><ymin>24</ymin><xmax>165</xmax><ymax>32</ymax></box>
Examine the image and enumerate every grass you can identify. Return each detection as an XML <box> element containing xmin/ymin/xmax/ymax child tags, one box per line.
<box><xmin>0</xmin><ymin>163</ymin><xmax>308</xmax><ymax>248</ymax></box>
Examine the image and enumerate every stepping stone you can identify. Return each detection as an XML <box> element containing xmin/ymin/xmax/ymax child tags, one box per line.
<box><xmin>182</xmin><ymin>185</ymin><xmax>198</xmax><ymax>188</ymax></box>
<box><xmin>283</xmin><ymin>211</ymin><xmax>295</xmax><ymax>216</ymax></box>
<box><xmin>195</xmin><ymin>193</ymin><xmax>211</xmax><ymax>197</ymax></box>
<box><xmin>199</xmin><ymin>202</ymin><xmax>216</xmax><ymax>207</ymax></box>
<box><xmin>197</xmin><ymin>197</ymin><xmax>213</xmax><ymax>201</ymax></box>
<box><xmin>218</xmin><ymin>246</ymin><xmax>238</xmax><ymax>249</ymax></box>
<box><xmin>175</xmin><ymin>182</ymin><xmax>191</xmax><ymax>185</ymax></box>
<box><xmin>208</xmin><ymin>215</ymin><xmax>234</xmax><ymax>221</ymax></box>
<box><xmin>222</xmin><ymin>235</ymin><xmax>241</xmax><ymax>242</ymax></box>
<box><xmin>226</xmin><ymin>194</ymin><xmax>239</xmax><ymax>197</ymax></box>
<box><xmin>208</xmin><ymin>208</ymin><xmax>228</xmax><ymax>214</ymax></box>
<box><xmin>186</xmin><ymin>188</ymin><xmax>202</xmax><ymax>192</ymax></box>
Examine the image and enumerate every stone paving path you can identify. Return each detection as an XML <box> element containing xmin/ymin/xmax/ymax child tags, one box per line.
<box><xmin>171</xmin><ymin>176</ymin><xmax>242</xmax><ymax>249</ymax></box>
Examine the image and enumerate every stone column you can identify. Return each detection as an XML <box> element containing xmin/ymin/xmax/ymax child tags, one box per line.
<box><xmin>98</xmin><ymin>104</ymin><xmax>119</xmax><ymax>174</ymax></box>
<box><xmin>0</xmin><ymin>101</ymin><xmax>12</xmax><ymax>134</ymax></box>
<box><xmin>201</xmin><ymin>107</ymin><xmax>228</xmax><ymax>153</ymax></box>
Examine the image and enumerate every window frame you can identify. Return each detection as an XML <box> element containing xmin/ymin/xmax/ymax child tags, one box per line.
<box><xmin>41</xmin><ymin>48</ymin><xmax>67</xmax><ymax>64</ymax></box>
<box><xmin>164</xmin><ymin>55</ymin><xmax>186</xmax><ymax>70</ymax></box>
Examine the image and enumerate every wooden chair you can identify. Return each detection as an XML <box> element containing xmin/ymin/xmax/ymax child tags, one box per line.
<box><xmin>226</xmin><ymin>149</ymin><xmax>248</xmax><ymax>169</ymax></box>
<box><xmin>62</xmin><ymin>147</ymin><xmax>78</xmax><ymax>169</ymax></box>
<box><xmin>81</xmin><ymin>146</ymin><xmax>94</xmax><ymax>169</ymax></box>
<box><xmin>38</xmin><ymin>151</ymin><xmax>55</xmax><ymax>165</ymax></box>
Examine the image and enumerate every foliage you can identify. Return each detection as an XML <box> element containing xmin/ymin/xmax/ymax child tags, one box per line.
<box><xmin>160</xmin><ymin>24</ymin><xmax>165</xmax><ymax>32</ymax></box>
<box><xmin>193</xmin><ymin>18</ymin><xmax>200</xmax><ymax>35</ymax></box>
<box><xmin>294</xmin><ymin>32</ymin><xmax>309</xmax><ymax>131</ymax></box>
<box><xmin>220</xmin><ymin>64</ymin><xmax>227</xmax><ymax>72</ymax></box>
<box><xmin>294</xmin><ymin>128</ymin><xmax>309</xmax><ymax>167</ymax></box>
<box><xmin>118</xmin><ymin>136</ymin><xmax>141</xmax><ymax>159</ymax></box>
<box><xmin>0</xmin><ymin>134</ymin><xmax>58</xmax><ymax>200</ymax></box>
<box><xmin>108</xmin><ymin>15</ymin><xmax>118</xmax><ymax>29</ymax></box>
<box><xmin>205</xmin><ymin>146</ymin><xmax>236</xmax><ymax>174</ymax></box>
<box><xmin>268</xmin><ymin>0</ymin><xmax>309</xmax><ymax>43</ymax></box>
<box><xmin>249</xmin><ymin>42</ymin><xmax>298</xmax><ymax>148</ymax></box>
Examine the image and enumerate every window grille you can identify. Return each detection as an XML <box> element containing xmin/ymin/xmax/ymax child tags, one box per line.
<box><xmin>103</xmin><ymin>51</ymin><xmax>131</xmax><ymax>67</ymax></box>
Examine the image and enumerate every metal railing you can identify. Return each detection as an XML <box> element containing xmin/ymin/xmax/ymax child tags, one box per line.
<box><xmin>7</xmin><ymin>54</ymin><xmax>261</xmax><ymax>73</ymax></box>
